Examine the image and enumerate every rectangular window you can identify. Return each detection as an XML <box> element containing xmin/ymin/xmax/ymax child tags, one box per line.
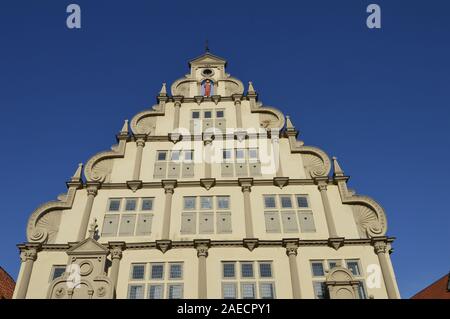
<box><xmin>241</xmin><ymin>283</ymin><xmax>256</xmax><ymax>299</ymax></box>
<box><xmin>223</xmin><ymin>263</ymin><xmax>236</xmax><ymax>278</ymax></box>
<box><xmin>169</xmin><ymin>263</ymin><xmax>183</xmax><ymax>280</ymax></box>
<box><xmin>260</xmin><ymin>283</ymin><xmax>275</xmax><ymax>299</ymax></box>
<box><xmin>108</xmin><ymin>199</ymin><xmax>121</xmax><ymax>211</ymax></box>
<box><xmin>264</xmin><ymin>196</ymin><xmax>277</xmax><ymax>209</ymax></box>
<box><xmin>184</xmin><ymin>150</ymin><xmax>193</xmax><ymax>161</ymax></box>
<box><xmin>141</xmin><ymin>198</ymin><xmax>154</xmax><ymax>211</ymax></box>
<box><xmin>183</xmin><ymin>197</ymin><xmax>196</xmax><ymax>210</ymax></box>
<box><xmin>296</xmin><ymin>195</ymin><xmax>309</xmax><ymax>208</ymax></box>
<box><xmin>313</xmin><ymin>282</ymin><xmax>328</xmax><ymax>299</ymax></box>
<box><xmin>241</xmin><ymin>263</ymin><xmax>254</xmax><ymax>278</ymax></box>
<box><xmin>328</xmin><ymin>260</ymin><xmax>340</xmax><ymax>270</ymax></box>
<box><xmin>217</xmin><ymin>196</ymin><xmax>230</xmax><ymax>210</ymax></box>
<box><xmin>357</xmin><ymin>281</ymin><xmax>367</xmax><ymax>299</ymax></box>
<box><xmin>170</xmin><ymin>151</ymin><xmax>180</xmax><ymax>161</ymax></box>
<box><xmin>235</xmin><ymin>149</ymin><xmax>245</xmax><ymax>160</ymax></box>
<box><xmin>346</xmin><ymin>260</ymin><xmax>361</xmax><ymax>276</ymax></box>
<box><xmin>311</xmin><ymin>261</ymin><xmax>325</xmax><ymax>277</ymax></box>
<box><xmin>223</xmin><ymin>149</ymin><xmax>232</xmax><ymax>160</ymax></box>
<box><xmin>128</xmin><ymin>285</ymin><xmax>144</xmax><ymax>299</ymax></box>
<box><xmin>200</xmin><ymin>196</ymin><xmax>213</xmax><ymax>210</ymax></box>
<box><xmin>157</xmin><ymin>151</ymin><xmax>167</xmax><ymax>161</ymax></box>
<box><xmin>204</xmin><ymin>111</ymin><xmax>212</xmax><ymax>118</ymax></box>
<box><xmin>280</xmin><ymin>196</ymin><xmax>293</xmax><ymax>208</ymax></box>
<box><xmin>50</xmin><ymin>266</ymin><xmax>66</xmax><ymax>281</ymax></box>
<box><xmin>259</xmin><ymin>263</ymin><xmax>272</xmax><ymax>278</ymax></box>
<box><xmin>192</xmin><ymin>111</ymin><xmax>200</xmax><ymax>119</ymax></box>
<box><xmin>248</xmin><ymin>148</ymin><xmax>258</xmax><ymax>160</ymax></box>
<box><xmin>148</xmin><ymin>284</ymin><xmax>164</xmax><ymax>299</ymax></box>
<box><xmin>131</xmin><ymin>264</ymin><xmax>146</xmax><ymax>280</ymax></box>
<box><xmin>150</xmin><ymin>264</ymin><xmax>164</xmax><ymax>280</ymax></box>
<box><xmin>125</xmin><ymin>199</ymin><xmax>137</xmax><ymax>211</ymax></box>
<box><xmin>216</xmin><ymin>110</ymin><xmax>224</xmax><ymax>118</ymax></box>
<box><xmin>168</xmin><ymin>284</ymin><xmax>183</xmax><ymax>299</ymax></box>
<box><xmin>223</xmin><ymin>283</ymin><xmax>237</xmax><ymax>299</ymax></box>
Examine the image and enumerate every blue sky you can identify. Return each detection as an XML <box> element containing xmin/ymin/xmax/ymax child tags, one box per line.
<box><xmin>0</xmin><ymin>0</ymin><xmax>449</xmax><ymax>298</ymax></box>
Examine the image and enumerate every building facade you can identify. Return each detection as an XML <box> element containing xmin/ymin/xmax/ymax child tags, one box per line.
<box><xmin>0</xmin><ymin>266</ymin><xmax>15</xmax><ymax>299</ymax></box>
<box><xmin>13</xmin><ymin>52</ymin><xmax>400</xmax><ymax>299</ymax></box>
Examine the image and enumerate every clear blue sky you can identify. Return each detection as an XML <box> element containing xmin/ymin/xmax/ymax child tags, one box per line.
<box><xmin>0</xmin><ymin>0</ymin><xmax>448</xmax><ymax>299</ymax></box>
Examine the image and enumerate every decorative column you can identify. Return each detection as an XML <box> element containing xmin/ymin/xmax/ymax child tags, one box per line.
<box><xmin>271</xmin><ymin>133</ymin><xmax>283</xmax><ymax>177</ymax></box>
<box><xmin>203</xmin><ymin>135</ymin><xmax>213</xmax><ymax>179</ymax></box>
<box><xmin>161</xmin><ymin>180</ymin><xmax>177</xmax><ymax>239</ymax></box>
<box><xmin>173</xmin><ymin>96</ymin><xmax>183</xmax><ymax>130</ymax></box>
<box><xmin>77</xmin><ymin>182</ymin><xmax>100</xmax><ymax>242</ymax></box>
<box><xmin>238</xmin><ymin>178</ymin><xmax>254</xmax><ymax>238</ymax></box>
<box><xmin>194</xmin><ymin>240</ymin><xmax>210</xmax><ymax>299</ymax></box>
<box><xmin>283</xmin><ymin>239</ymin><xmax>301</xmax><ymax>299</ymax></box>
<box><xmin>132</xmin><ymin>135</ymin><xmax>146</xmax><ymax>181</ymax></box>
<box><xmin>372</xmin><ymin>238</ymin><xmax>399</xmax><ymax>299</ymax></box>
<box><xmin>16</xmin><ymin>244</ymin><xmax>39</xmax><ymax>299</ymax></box>
<box><xmin>315</xmin><ymin>179</ymin><xmax>338</xmax><ymax>239</ymax></box>
<box><xmin>233</xmin><ymin>94</ymin><xmax>243</xmax><ymax>128</ymax></box>
<box><xmin>109</xmin><ymin>241</ymin><xmax>126</xmax><ymax>297</ymax></box>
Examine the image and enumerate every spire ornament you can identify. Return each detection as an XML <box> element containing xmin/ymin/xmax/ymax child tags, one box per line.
<box><xmin>332</xmin><ymin>156</ymin><xmax>345</xmax><ymax>177</ymax></box>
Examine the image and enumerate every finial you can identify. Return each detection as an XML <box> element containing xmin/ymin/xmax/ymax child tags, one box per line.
<box><xmin>332</xmin><ymin>156</ymin><xmax>345</xmax><ymax>177</ymax></box>
<box><xmin>88</xmin><ymin>218</ymin><xmax>98</xmax><ymax>239</ymax></box>
<box><xmin>248</xmin><ymin>81</ymin><xmax>255</xmax><ymax>94</ymax></box>
<box><xmin>159</xmin><ymin>82</ymin><xmax>167</xmax><ymax>96</ymax></box>
<box><xmin>286</xmin><ymin>115</ymin><xmax>295</xmax><ymax>130</ymax></box>
<box><xmin>120</xmin><ymin>119</ymin><xmax>129</xmax><ymax>134</ymax></box>
<box><xmin>71</xmin><ymin>163</ymin><xmax>83</xmax><ymax>182</ymax></box>
<box><xmin>205</xmin><ymin>40</ymin><xmax>210</xmax><ymax>53</ymax></box>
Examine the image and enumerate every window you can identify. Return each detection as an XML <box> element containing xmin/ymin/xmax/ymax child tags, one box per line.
<box><xmin>192</xmin><ymin>111</ymin><xmax>200</xmax><ymax>119</ymax></box>
<box><xmin>248</xmin><ymin>148</ymin><xmax>258</xmax><ymax>160</ymax></box>
<box><xmin>157</xmin><ymin>151</ymin><xmax>167</xmax><ymax>161</ymax></box>
<box><xmin>125</xmin><ymin>199</ymin><xmax>137</xmax><ymax>211</ymax></box>
<box><xmin>241</xmin><ymin>283</ymin><xmax>256</xmax><ymax>299</ymax></box>
<box><xmin>148</xmin><ymin>284</ymin><xmax>164</xmax><ymax>299</ymax></box>
<box><xmin>313</xmin><ymin>282</ymin><xmax>328</xmax><ymax>299</ymax></box>
<box><xmin>200</xmin><ymin>196</ymin><xmax>213</xmax><ymax>210</ymax></box>
<box><xmin>217</xmin><ymin>196</ymin><xmax>230</xmax><ymax>210</ymax></box>
<box><xmin>169</xmin><ymin>263</ymin><xmax>183</xmax><ymax>279</ymax></box>
<box><xmin>296</xmin><ymin>195</ymin><xmax>309</xmax><ymax>208</ymax></box>
<box><xmin>184</xmin><ymin>150</ymin><xmax>193</xmax><ymax>161</ymax></box>
<box><xmin>223</xmin><ymin>149</ymin><xmax>232</xmax><ymax>160</ymax></box>
<box><xmin>108</xmin><ymin>199</ymin><xmax>121</xmax><ymax>211</ymax></box>
<box><xmin>259</xmin><ymin>263</ymin><xmax>272</xmax><ymax>278</ymax></box>
<box><xmin>241</xmin><ymin>263</ymin><xmax>254</xmax><ymax>278</ymax></box>
<box><xmin>150</xmin><ymin>264</ymin><xmax>164</xmax><ymax>280</ymax></box>
<box><xmin>356</xmin><ymin>281</ymin><xmax>367</xmax><ymax>299</ymax></box>
<box><xmin>141</xmin><ymin>198</ymin><xmax>154</xmax><ymax>211</ymax></box>
<box><xmin>131</xmin><ymin>264</ymin><xmax>146</xmax><ymax>280</ymax></box>
<box><xmin>328</xmin><ymin>260</ymin><xmax>340</xmax><ymax>270</ymax></box>
<box><xmin>216</xmin><ymin>110</ymin><xmax>224</xmax><ymax>118</ymax></box>
<box><xmin>223</xmin><ymin>283</ymin><xmax>237</xmax><ymax>299</ymax></box>
<box><xmin>204</xmin><ymin>111</ymin><xmax>212</xmax><ymax>118</ymax></box>
<box><xmin>223</xmin><ymin>263</ymin><xmax>235</xmax><ymax>278</ymax></box>
<box><xmin>168</xmin><ymin>284</ymin><xmax>183</xmax><ymax>299</ymax></box>
<box><xmin>346</xmin><ymin>260</ymin><xmax>361</xmax><ymax>276</ymax></box>
<box><xmin>128</xmin><ymin>285</ymin><xmax>144</xmax><ymax>299</ymax></box>
<box><xmin>184</xmin><ymin>197</ymin><xmax>196</xmax><ymax>210</ymax></box>
<box><xmin>264</xmin><ymin>196</ymin><xmax>277</xmax><ymax>209</ymax></box>
<box><xmin>311</xmin><ymin>261</ymin><xmax>325</xmax><ymax>277</ymax></box>
<box><xmin>260</xmin><ymin>283</ymin><xmax>275</xmax><ymax>299</ymax></box>
<box><xmin>236</xmin><ymin>149</ymin><xmax>245</xmax><ymax>161</ymax></box>
<box><xmin>50</xmin><ymin>265</ymin><xmax>66</xmax><ymax>281</ymax></box>
<box><xmin>280</xmin><ymin>196</ymin><xmax>292</xmax><ymax>208</ymax></box>
<box><xmin>170</xmin><ymin>150</ymin><xmax>180</xmax><ymax>161</ymax></box>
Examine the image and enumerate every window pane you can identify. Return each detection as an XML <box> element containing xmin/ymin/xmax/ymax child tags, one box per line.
<box><xmin>200</xmin><ymin>197</ymin><xmax>213</xmax><ymax>209</ymax></box>
<box><xmin>216</xmin><ymin>110</ymin><xmax>224</xmax><ymax>118</ymax></box>
<box><xmin>313</xmin><ymin>282</ymin><xmax>328</xmax><ymax>299</ymax></box>
<box><xmin>241</xmin><ymin>283</ymin><xmax>255</xmax><ymax>299</ymax></box>
<box><xmin>296</xmin><ymin>196</ymin><xmax>309</xmax><ymax>208</ymax></box>
<box><xmin>52</xmin><ymin>267</ymin><xmax>66</xmax><ymax>280</ymax></box>
<box><xmin>184</xmin><ymin>150</ymin><xmax>193</xmax><ymax>161</ymax></box>
<box><xmin>151</xmin><ymin>264</ymin><xmax>164</xmax><ymax>280</ymax></box>
<box><xmin>204</xmin><ymin>111</ymin><xmax>212</xmax><ymax>118</ymax></box>
<box><xmin>128</xmin><ymin>285</ymin><xmax>144</xmax><ymax>299</ymax></box>
<box><xmin>281</xmin><ymin>196</ymin><xmax>293</xmax><ymax>208</ymax></box>
<box><xmin>223</xmin><ymin>149</ymin><xmax>231</xmax><ymax>159</ymax></box>
<box><xmin>131</xmin><ymin>264</ymin><xmax>145</xmax><ymax>280</ymax></box>
<box><xmin>192</xmin><ymin>111</ymin><xmax>200</xmax><ymax>119</ymax></box>
<box><xmin>346</xmin><ymin>261</ymin><xmax>361</xmax><ymax>276</ymax></box>
<box><xmin>168</xmin><ymin>284</ymin><xmax>183</xmax><ymax>299</ymax></box>
<box><xmin>264</xmin><ymin>196</ymin><xmax>276</xmax><ymax>209</ymax></box>
<box><xmin>142</xmin><ymin>198</ymin><xmax>153</xmax><ymax>211</ymax></box>
<box><xmin>157</xmin><ymin>151</ymin><xmax>167</xmax><ymax>161</ymax></box>
<box><xmin>109</xmin><ymin>199</ymin><xmax>121</xmax><ymax>211</ymax></box>
<box><xmin>236</xmin><ymin>149</ymin><xmax>245</xmax><ymax>159</ymax></box>
<box><xmin>170</xmin><ymin>264</ymin><xmax>183</xmax><ymax>279</ymax></box>
<box><xmin>328</xmin><ymin>260</ymin><xmax>339</xmax><ymax>270</ymax></box>
<box><xmin>357</xmin><ymin>281</ymin><xmax>367</xmax><ymax>299</ymax></box>
<box><xmin>311</xmin><ymin>262</ymin><xmax>324</xmax><ymax>277</ymax></box>
<box><xmin>260</xmin><ymin>283</ymin><xmax>275</xmax><ymax>299</ymax></box>
<box><xmin>223</xmin><ymin>263</ymin><xmax>235</xmax><ymax>278</ymax></box>
<box><xmin>249</xmin><ymin>149</ymin><xmax>258</xmax><ymax>160</ymax></box>
<box><xmin>259</xmin><ymin>263</ymin><xmax>272</xmax><ymax>278</ymax></box>
<box><xmin>171</xmin><ymin>151</ymin><xmax>180</xmax><ymax>161</ymax></box>
<box><xmin>217</xmin><ymin>196</ymin><xmax>230</xmax><ymax>210</ymax></box>
<box><xmin>184</xmin><ymin>197</ymin><xmax>196</xmax><ymax>210</ymax></box>
<box><xmin>241</xmin><ymin>263</ymin><xmax>254</xmax><ymax>278</ymax></box>
<box><xmin>148</xmin><ymin>284</ymin><xmax>163</xmax><ymax>299</ymax></box>
<box><xmin>125</xmin><ymin>199</ymin><xmax>137</xmax><ymax>211</ymax></box>
<box><xmin>223</xmin><ymin>283</ymin><xmax>236</xmax><ymax>299</ymax></box>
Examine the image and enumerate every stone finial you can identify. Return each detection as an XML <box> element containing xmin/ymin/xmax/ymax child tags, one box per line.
<box><xmin>332</xmin><ymin>156</ymin><xmax>344</xmax><ymax>177</ymax></box>
<box><xmin>71</xmin><ymin>163</ymin><xmax>83</xmax><ymax>182</ymax></box>
<box><xmin>248</xmin><ymin>81</ymin><xmax>256</xmax><ymax>94</ymax></box>
<box><xmin>159</xmin><ymin>82</ymin><xmax>167</xmax><ymax>96</ymax></box>
<box><xmin>120</xmin><ymin>119</ymin><xmax>129</xmax><ymax>134</ymax></box>
<box><xmin>286</xmin><ymin>115</ymin><xmax>295</xmax><ymax>130</ymax></box>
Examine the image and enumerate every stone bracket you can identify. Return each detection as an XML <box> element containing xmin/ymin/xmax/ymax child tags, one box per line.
<box><xmin>126</xmin><ymin>180</ymin><xmax>142</xmax><ymax>192</ymax></box>
<box><xmin>243</xmin><ymin>238</ymin><xmax>259</xmax><ymax>251</ymax></box>
<box><xmin>328</xmin><ymin>237</ymin><xmax>345</xmax><ymax>250</ymax></box>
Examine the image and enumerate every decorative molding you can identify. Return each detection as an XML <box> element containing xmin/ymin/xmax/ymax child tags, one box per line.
<box><xmin>156</xmin><ymin>240</ymin><xmax>172</xmax><ymax>254</ymax></box>
<box><xmin>194</xmin><ymin>239</ymin><xmax>211</xmax><ymax>257</ymax></box>
<box><xmin>273</xmin><ymin>177</ymin><xmax>289</xmax><ymax>189</ymax></box>
<box><xmin>126</xmin><ymin>180</ymin><xmax>142</xmax><ymax>192</ymax></box>
<box><xmin>328</xmin><ymin>237</ymin><xmax>345</xmax><ymax>250</ymax></box>
<box><xmin>200</xmin><ymin>178</ymin><xmax>216</xmax><ymax>190</ymax></box>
